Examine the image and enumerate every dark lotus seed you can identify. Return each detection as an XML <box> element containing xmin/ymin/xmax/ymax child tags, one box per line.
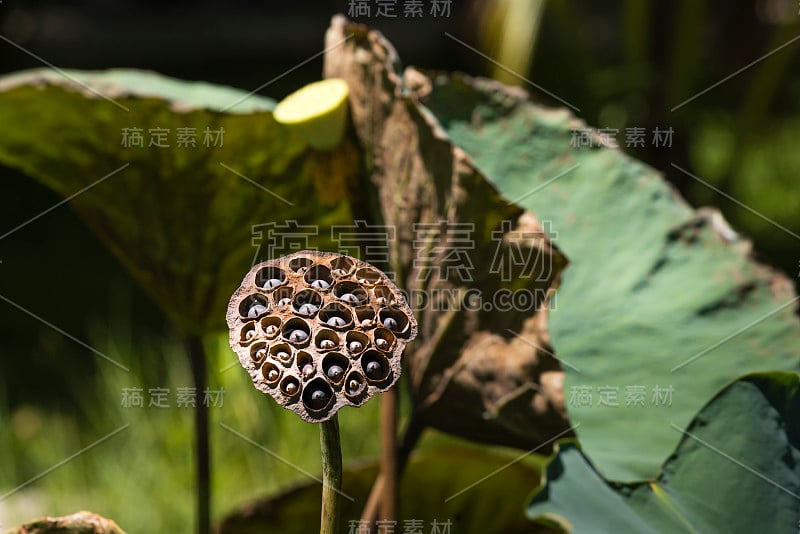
<box><xmin>302</xmin><ymin>364</ymin><xmax>314</xmax><ymax>377</ymax></box>
<box><xmin>288</xmin><ymin>330</ymin><xmax>308</xmax><ymax>343</ymax></box>
<box><xmin>298</xmin><ymin>303</ymin><xmax>319</xmax><ymax>315</ymax></box>
<box><xmin>365</xmin><ymin>360</ymin><xmax>382</xmax><ymax>378</ymax></box>
<box><xmin>265</xmin><ymin>325</ymin><xmax>278</xmax><ymax>337</ymax></box>
<box><xmin>278</xmin><ymin>297</ymin><xmax>291</xmax><ymax>306</ymax></box>
<box><xmin>347</xmin><ymin>379</ymin><xmax>361</xmax><ymax>393</ymax></box>
<box><xmin>309</xmin><ymin>388</ymin><xmax>329</xmax><ymax>409</ymax></box>
<box><xmin>340</xmin><ymin>293</ymin><xmax>359</xmax><ymax>304</ymax></box>
<box><xmin>247</xmin><ymin>304</ymin><xmax>267</xmax><ymax>318</ymax></box>
<box><xmin>327</xmin><ymin>316</ymin><xmax>346</xmax><ymax>327</ymax></box>
<box><xmin>285</xmin><ymin>381</ymin><xmax>298</xmax><ymax>395</ymax></box>
<box><xmin>348</xmin><ymin>340</ymin><xmax>363</xmax><ymax>353</ymax></box>
<box><xmin>319</xmin><ymin>339</ymin><xmax>336</xmax><ymax>349</ymax></box>
<box><xmin>375</xmin><ymin>338</ymin><xmax>389</xmax><ymax>350</ymax></box>
<box><xmin>267</xmin><ymin>369</ymin><xmax>279</xmax><ymax>381</ymax></box>
<box><xmin>262</xmin><ymin>278</ymin><xmax>283</xmax><ymax>289</ymax></box>
<box><xmin>383</xmin><ymin>317</ymin><xmax>398</xmax><ymax>330</ymax></box>
<box><xmin>326</xmin><ymin>364</ymin><xmax>344</xmax><ymax>380</ymax></box>
<box><xmin>311</xmin><ymin>279</ymin><xmax>330</xmax><ymax>290</ymax></box>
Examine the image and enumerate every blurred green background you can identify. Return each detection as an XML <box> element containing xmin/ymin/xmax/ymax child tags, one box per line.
<box><xmin>0</xmin><ymin>0</ymin><xmax>798</xmax><ymax>531</ymax></box>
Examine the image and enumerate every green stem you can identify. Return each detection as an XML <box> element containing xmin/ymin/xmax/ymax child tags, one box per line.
<box><xmin>187</xmin><ymin>336</ymin><xmax>211</xmax><ymax>534</ymax></box>
<box><xmin>320</xmin><ymin>414</ymin><xmax>343</xmax><ymax>534</ymax></box>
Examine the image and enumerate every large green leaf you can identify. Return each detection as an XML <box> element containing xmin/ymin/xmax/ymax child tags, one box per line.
<box><xmin>527</xmin><ymin>372</ymin><xmax>800</xmax><ymax>533</ymax></box>
<box><xmin>0</xmin><ymin>69</ymin><xmax>359</xmax><ymax>334</ymax></box>
<box><xmin>417</xmin><ymin>72</ymin><xmax>800</xmax><ymax>480</ymax></box>
<box><xmin>219</xmin><ymin>445</ymin><xmax>549</xmax><ymax>534</ymax></box>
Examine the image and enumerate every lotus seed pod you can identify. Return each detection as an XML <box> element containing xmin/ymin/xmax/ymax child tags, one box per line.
<box><xmin>227</xmin><ymin>251</ymin><xmax>417</xmax><ymax>422</ymax></box>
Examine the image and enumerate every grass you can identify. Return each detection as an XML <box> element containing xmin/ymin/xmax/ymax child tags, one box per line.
<box><xmin>0</xmin><ymin>322</ymin><xmax>383</xmax><ymax>532</ymax></box>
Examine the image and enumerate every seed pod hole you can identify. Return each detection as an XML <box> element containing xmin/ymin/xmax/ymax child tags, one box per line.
<box><xmin>282</xmin><ymin>318</ymin><xmax>311</xmax><ymax>346</ymax></box>
<box><xmin>378</xmin><ymin>308</ymin><xmax>410</xmax><ymax>336</ymax></box>
<box><xmin>256</xmin><ymin>266</ymin><xmax>286</xmax><ymax>290</ymax></box>
<box><xmin>304</xmin><ymin>265</ymin><xmax>333</xmax><ymax>290</ymax></box>
<box><xmin>240</xmin><ymin>294</ymin><xmax>269</xmax><ymax>319</ymax></box>
<box><xmin>344</xmin><ymin>370</ymin><xmax>367</xmax><ymax>400</ymax></box>
<box><xmin>302</xmin><ymin>377</ymin><xmax>334</xmax><ymax>413</ymax></box>
<box><xmin>296</xmin><ymin>351</ymin><xmax>315</xmax><ymax>380</ymax></box>
<box><xmin>280</xmin><ymin>375</ymin><xmax>301</xmax><ymax>397</ymax></box>
<box><xmin>355</xmin><ymin>306</ymin><xmax>376</xmax><ymax>328</ymax></box>
<box><xmin>361</xmin><ymin>350</ymin><xmax>391</xmax><ymax>383</ymax></box>
<box><xmin>262</xmin><ymin>362</ymin><xmax>282</xmax><ymax>386</ymax></box>
<box><xmin>373</xmin><ymin>285</ymin><xmax>396</xmax><ymax>306</ymax></box>
<box><xmin>333</xmin><ymin>281</ymin><xmax>369</xmax><ymax>305</ymax></box>
<box><xmin>330</xmin><ymin>256</ymin><xmax>354</xmax><ymax>277</ymax></box>
<box><xmin>314</xmin><ymin>328</ymin><xmax>339</xmax><ymax>351</ymax></box>
<box><xmin>239</xmin><ymin>322</ymin><xmax>257</xmax><ymax>345</ymax></box>
<box><xmin>355</xmin><ymin>267</ymin><xmax>381</xmax><ymax>285</ymax></box>
<box><xmin>269</xmin><ymin>342</ymin><xmax>294</xmax><ymax>365</ymax></box>
<box><xmin>288</xmin><ymin>257</ymin><xmax>314</xmax><ymax>273</ymax></box>
<box><xmin>373</xmin><ymin>327</ymin><xmax>396</xmax><ymax>352</ymax></box>
<box><xmin>273</xmin><ymin>287</ymin><xmax>294</xmax><ymax>307</ymax></box>
<box><xmin>250</xmin><ymin>342</ymin><xmax>268</xmax><ymax>364</ymax></box>
<box><xmin>292</xmin><ymin>289</ymin><xmax>322</xmax><ymax>316</ymax></box>
<box><xmin>322</xmin><ymin>352</ymin><xmax>349</xmax><ymax>385</ymax></box>
<box><xmin>345</xmin><ymin>331</ymin><xmax>369</xmax><ymax>355</ymax></box>
<box><xmin>319</xmin><ymin>303</ymin><xmax>353</xmax><ymax>330</ymax></box>
<box><xmin>260</xmin><ymin>316</ymin><xmax>282</xmax><ymax>339</ymax></box>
